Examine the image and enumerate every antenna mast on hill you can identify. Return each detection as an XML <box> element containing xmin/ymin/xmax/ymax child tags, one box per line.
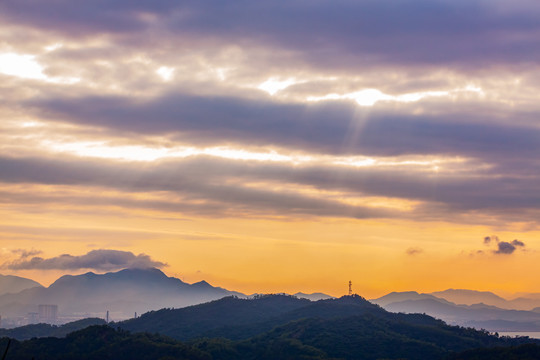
<box><xmin>348</xmin><ymin>280</ymin><xmax>352</xmax><ymax>296</ymax></box>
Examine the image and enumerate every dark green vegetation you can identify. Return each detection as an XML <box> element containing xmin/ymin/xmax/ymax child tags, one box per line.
<box><xmin>0</xmin><ymin>318</ymin><xmax>105</xmax><ymax>340</ymax></box>
<box><xmin>119</xmin><ymin>294</ymin><xmax>314</xmax><ymax>340</ymax></box>
<box><xmin>1</xmin><ymin>295</ymin><xmax>539</xmax><ymax>359</ymax></box>
<box><xmin>0</xmin><ymin>326</ymin><xmax>209</xmax><ymax>360</ymax></box>
<box><xmin>447</xmin><ymin>343</ymin><xmax>540</xmax><ymax>360</ymax></box>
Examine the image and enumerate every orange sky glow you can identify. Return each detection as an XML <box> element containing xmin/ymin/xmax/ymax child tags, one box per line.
<box><xmin>1</xmin><ymin>1</ymin><xmax>539</xmax><ymax>299</ymax></box>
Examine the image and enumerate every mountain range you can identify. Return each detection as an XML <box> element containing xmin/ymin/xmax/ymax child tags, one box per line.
<box><xmin>431</xmin><ymin>289</ymin><xmax>540</xmax><ymax>311</ymax></box>
<box><xmin>372</xmin><ymin>289</ymin><xmax>540</xmax><ymax>311</ymax></box>
<box><xmin>0</xmin><ymin>269</ymin><xmax>336</xmax><ymax>327</ymax></box>
<box><xmin>3</xmin><ymin>268</ymin><xmax>540</xmax><ymax>333</ymax></box>
<box><xmin>2</xmin><ymin>295</ymin><xmax>539</xmax><ymax>360</ymax></box>
<box><xmin>371</xmin><ymin>290</ymin><xmax>540</xmax><ymax>332</ymax></box>
<box><xmin>0</xmin><ymin>268</ymin><xmax>244</xmax><ymax>324</ymax></box>
<box><xmin>0</xmin><ymin>274</ymin><xmax>42</xmax><ymax>296</ymax></box>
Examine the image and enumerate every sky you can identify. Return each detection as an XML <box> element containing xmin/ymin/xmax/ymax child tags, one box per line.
<box><xmin>0</xmin><ymin>0</ymin><xmax>539</xmax><ymax>298</ymax></box>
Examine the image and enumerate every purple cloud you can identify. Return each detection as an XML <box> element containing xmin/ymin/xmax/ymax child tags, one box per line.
<box><xmin>2</xmin><ymin>249</ymin><xmax>167</xmax><ymax>271</ymax></box>
<box><xmin>494</xmin><ymin>239</ymin><xmax>525</xmax><ymax>255</ymax></box>
<box><xmin>26</xmin><ymin>93</ymin><xmax>540</xmax><ymax>160</ymax></box>
<box><xmin>406</xmin><ymin>247</ymin><xmax>424</xmax><ymax>256</ymax></box>
<box><xmin>2</xmin><ymin>0</ymin><xmax>540</xmax><ymax>68</ymax></box>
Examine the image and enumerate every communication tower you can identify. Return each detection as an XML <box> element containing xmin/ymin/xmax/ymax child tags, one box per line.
<box><xmin>348</xmin><ymin>280</ymin><xmax>352</xmax><ymax>296</ymax></box>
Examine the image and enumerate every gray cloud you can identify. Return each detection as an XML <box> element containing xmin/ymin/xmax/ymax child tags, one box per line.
<box><xmin>1</xmin><ymin>0</ymin><xmax>540</xmax><ymax>69</ymax></box>
<box><xmin>0</xmin><ymin>152</ymin><xmax>539</xmax><ymax>224</ymax></box>
<box><xmin>2</xmin><ymin>249</ymin><xmax>167</xmax><ymax>271</ymax></box>
<box><xmin>1</xmin><ymin>0</ymin><xmax>540</xmax><ymax>228</ymax></box>
<box><xmin>511</xmin><ymin>239</ymin><xmax>525</xmax><ymax>247</ymax></box>
<box><xmin>11</xmin><ymin>248</ymin><xmax>43</xmax><ymax>258</ymax></box>
<box><xmin>0</xmin><ymin>0</ymin><xmax>538</xmax><ymax>232</ymax></box>
<box><xmin>406</xmin><ymin>247</ymin><xmax>423</xmax><ymax>256</ymax></box>
<box><xmin>26</xmin><ymin>93</ymin><xmax>540</xmax><ymax>161</ymax></box>
<box><xmin>493</xmin><ymin>239</ymin><xmax>525</xmax><ymax>255</ymax></box>
<box><xmin>473</xmin><ymin>236</ymin><xmax>527</xmax><ymax>256</ymax></box>
<box><xmin>494</xmin><ymin>242</ymin><xmax>517</xmax><ymax>255</ymax></box>
<box><xmin>0</xmin><ymin>157</ymin><xmax>399</xmax><ymax>221</ymax></box>
<box><xmin>484</xmin><ymin>236</ymin><xmax>499</xmax><ymax>245</ymax></box>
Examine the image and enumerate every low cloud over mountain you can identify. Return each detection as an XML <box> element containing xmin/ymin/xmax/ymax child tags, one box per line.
<box><xmin>2</xmin><ymin>249</ymin><xmax>166</xmax><ymax>271</ymax></box>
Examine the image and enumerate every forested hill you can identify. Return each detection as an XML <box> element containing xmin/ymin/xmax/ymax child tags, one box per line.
<box><xmin>117</xmin><ymin>294</ymin><xmax>386</xmax><ymax>340</ymax></box>
<box><xmin>115</xmin><ymin>294</ymin><xmax>540</xmax><ymax>353</ymax></box>
<box><xmin>2</xmin><ymin>295</ymin><xmax>540</xmax><ymax>359</ymax></box>
<box><xmin>0</xmin><ymin>326</ymin><xmax>210</xmax><ymax>360</ymax></box>
<box><xmin>0</xmin><ymin>318</ymin><xmax>105</xmax><ymax>340</ymax></box>
<box><xmin>1</xmin><ymin>319</ymin><xmax>539</xmax><ymax>360</ymax></box>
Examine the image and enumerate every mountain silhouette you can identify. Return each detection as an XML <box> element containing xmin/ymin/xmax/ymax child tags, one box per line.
<box><xmin>0</xmin><ymin>268</ymin><xmax>244</xmax><ymax>321</ymax></box>
<box><xmin>119</xmin><ymin>294</ymin><xmax>397</xmax><ymax>340</ymax></box>
<box><xmin>0</xmin><ymin>274</ymin><xmax>42</xmax><ymax>296</ymax></box>
<box><xmin>3</xmin><ymin>295</ymin><xmax>539</xmax><ymax>360</ymax></box>
<box><xmin>371</xmin><ymin>291</ymin><xmax>455</xmax><ymax>307</ymax></box>
<box><xmin>430</xmin><ymin>289</ymin><xmax>509</xmax><ymax>307</ymax></box>
<box><xmin>294</xmin><ymin>292</ymin><xmax>334</xmax><ymax>301</ymax></box>
<box><xmin>373</xmin><ymin>291</ymin><xmax>540</xmax><ymax>332</ymax></box>
<box><xmin>0</xmin><ymin>317</ymin><xmax>105</xmax><ymax>340</ymax></box>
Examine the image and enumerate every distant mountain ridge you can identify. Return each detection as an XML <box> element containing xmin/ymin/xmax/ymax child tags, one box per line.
<box><xmin>3</xmin><ymin>294</ymin><xmax>540</xmax><ymax>360</ymax></box>
<box><xmin>114</xmin><ymin>294</ymin><xmax>448</xmax><ymax>341</ymax></box>
<box><xmin>372</xmin><ymin>290</ymin><xmax>540</xmax><ymax>332</ymax></box>
<box><xmin>430</xmin><ymin>289</ymin><xmax>540</xmax><ymax>311</ymax></box>
<box><xmin>0</xmin><ymin>268</ymin><xmax>246</xmax><ymax>322</ymax></box>
<box><xmin>0</xmin><ymin>269</ymin><xmax>337</xmax><ymax>327</ymax></box>
<box><xmin>294</xmin><ymin>292</ymin><xmax>335</xmax><ymax>301</ymax></box>
<box><xmin>431</xmin><ymin>289</ymin><xmax>509</xmax><ymax>307</ymax></box>
<box><xmin>3</xmin><ymin>269</ymin><xmax>540</xmax><ymax>334</ymax></box>
<box><xmin>372</xmin><ymin>291</ymin><xmax>455</xmax><ymax>307</ymax></box>
<box><xmin>0</xmin><ymin>274</ymin><xmax>42</xmax><ymax>296</ymax></box>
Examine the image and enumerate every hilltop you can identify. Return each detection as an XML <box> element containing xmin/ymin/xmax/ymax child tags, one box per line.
<box><xmin>2</xmin><ymin>295</ymin><xmax>539</xmax><ymax>360</ymax></box>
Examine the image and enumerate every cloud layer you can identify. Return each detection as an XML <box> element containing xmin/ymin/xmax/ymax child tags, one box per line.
<box><xmin>2</xmin><ymin>0</ymin><xmax>540</xmax><ymax>69</ymax></box>
<box><xmin>0</xmin><ymin>0</ymin><xmax>538</xmax><ymax>246</ymax></box>
<box><xmin>2</xmin><ymin>249</ymin><xmax>167</xmax><ymax>271</ymax></box>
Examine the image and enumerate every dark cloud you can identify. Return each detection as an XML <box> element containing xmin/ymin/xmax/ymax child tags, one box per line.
<box><xmin>1</xmin><ymin>1</ymin><xmax>540</xmax><ymax>68</ymax></box>
<box><xmin>0</xmin><ymin>0</ymin><xmax>162</xmax><ymax>35</ymax></box>
<box><xmin>406</xmin><ymin>247</ymin><xmax>423</xmax><ymax>256</ymax></box>
<box><xmin>11</xmin><ymin>248</ymin><xmax>42</xmax><ymax>258</ymax></box>
<box><xmin>494</xmin><ymin>242</ymin><xmax>517</xmax><ymax>255</ymax></box>
<box><xmin>475</xmin><ymin>236</ymin><xmax>527</xmax><ymax>256</ymax></box>
<box><xmin>0</xmin><ymin>152</ymin><xmax>539</xmax><ymax>223</ymax></box>
<box><xmin>511</xmin><ymin>239</ymin><xmax>525</xmax><ymax>247</ymax></box>
<box><xmin>493</xmin><ymin>239</ymin><xmax>525</xmax><ymax>255</ymax></box>
<box><xmin>1</xmin><ymin>1</ymin><xmax>538</xmax><ymax>230</ymax></box>
<box><xmin>2</xmin><ymin>249</ymin><xmax>166</xmax><ymax>271</ymax></box>
<box><xmin>0</xmin><ymin>156</ymin><xmax>399</xmax><ymax>220</ymax></box>
<box><xmin>484</xmin><ymin>236</ymin><xmax>499</xmax><ymax>245</ymax></box>
<box><xmin>26</xmin><ymin>93</ymin><xmax>540</xmax><ymax>160</ymax></box>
